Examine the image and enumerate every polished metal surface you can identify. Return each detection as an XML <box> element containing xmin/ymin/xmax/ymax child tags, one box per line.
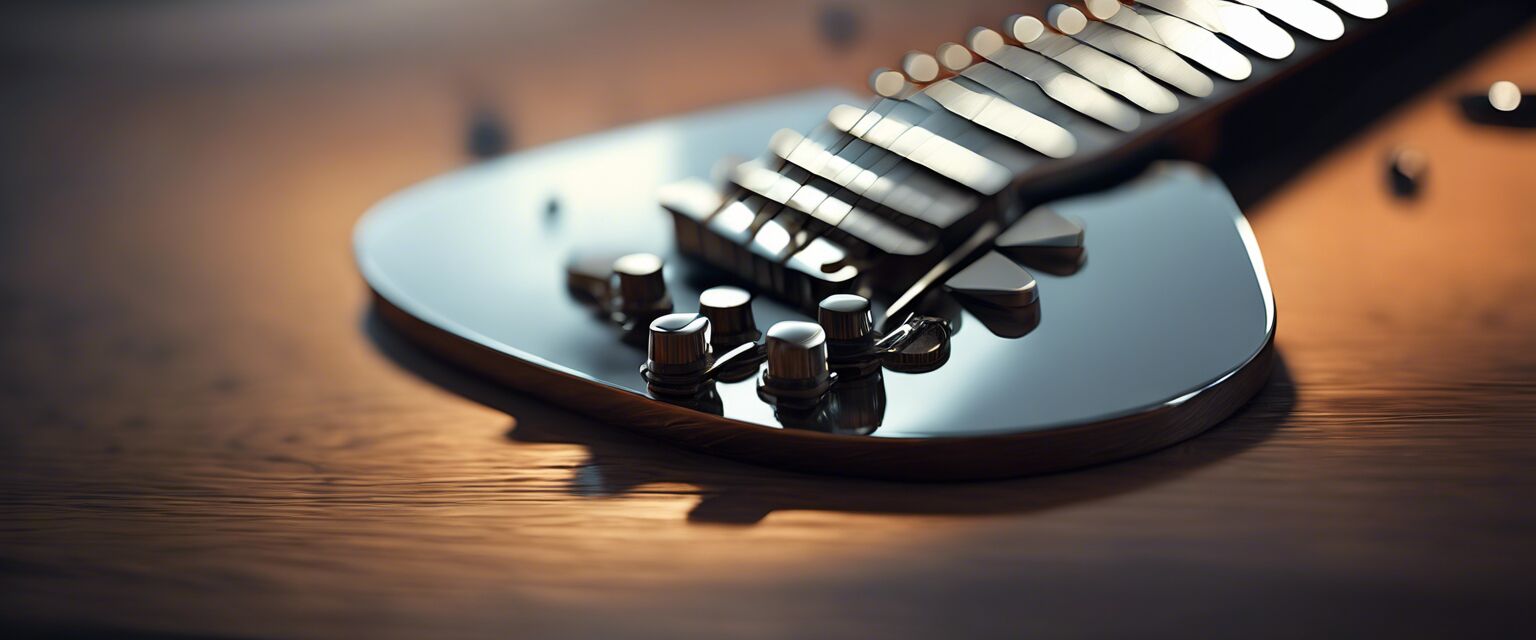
<box><xmin>699</xmin><ymin>286</ymin><xmax>759</xmax><ymax>347</ymax></box>
<box><xmin>1085</xmin><ymin>0</ymin><xmax>1123</xmax><ymax>20</ymax></box>
<box><xmin>875</xmin><ymin>315</ymin><xmax>953</xmax><ymax>373</ymax></box>
<box><xmin>828</xmin><ymin>101</ymin><xmax>1014</xmax><ymax>194</ymax></box>
<box><xmin>1234</xmin><ymin>0</ymin><xmax>1345</xmax><ymax>41</ymax></box>
<box><xmin>761</xmin><ymin>321</ymin><xmax>835</xmax><ymax>398</ymax></box>
<box><xmin>1320</xmin><ymin>0</ymin><xmax>1388</xmax><ymax>19</ymax></box>
<box><xmin>1005</xmin><ymin>14</ymin><xmax>1047</xmax><ymax>43</ymax></box>
<box><xmin>957</xmin><ymin>63</ymin><xmax>1090</xmax><ymax>129</ymax></box>
<box><xmin>818</xmin><ymin>294</ymin><xmax>875</xmax><ymax>342</ymax></box>
<box><xmin>784</xmin><ymin>236</ymin><xmax>862</xmax><ymax>305</ymax></box>
<box><xmin>1074</xmin><ymin>21</ymin><xmax>1214</xmax><ymax>97</ymax></box>
<box><xmin>996</xmin><ymin>206</ymin><xmax>1086</xmax><ymax>274</ymax></box>
<box><xmin>1098</xmin><ymin>1</ymin><xmax>1165</xmax><ymax>43</ymax></box>
<box><xmin>966</xmin><ymin>28</ymin><xmax>1142</xmax><ymax>131</ymax></box>
<box><xmin>730</xmin><ymin>155</ymin><xmax>937</xmax><ymax>259</ymax></box>
<box><xmin>900</xmin><ymin>51</ymin><xmax>941</xmax><ymax>83</ymax></box>
<box><xmin>768</xmin><ymin>128</ymin><xmax>976</xmax><ymax>229</ymax></box>
<box><xmin>1047</xmin><ymin>5</ymin><xmax>1089</xmax><ymax>35</ymax></box>
<box><xmin>943</xmin><ymin>250</ymin><xmax>1040</xmax><ymax>308</ymax></box>
<box><xmin>612</xmin><ymin>252</ymin><xmax>672</xmax><ymax>321</ymax></box>
<box><xmin>1139</xmin><ymin>0</ymin><xmax>1295</xmax><ymax>60</ymax></box>
<box><xmin>613</xmin><ymin>252</ymin><xmax>666</xmax><ymax>301</ymax></box>
<box><xmin>997</xmin><ymin>206</ymin><xmax>1085</xmax><ymax>250</ymax></box>
<box><xmin>646</xmin><ymin>312</ymin><xmax>710</xmax><ymax>374</ymax></box>
<box><xmin>936</xmin><ymin>42</ymin><xmax>975</xmax><ymax>73</ymax></box>
<box><xmin>920</xmin><ymin>79</ymin><xmax>1078</xmax><ymax>158</ymax></box>
<box><xmin>1017</xmin><ymin>25</ymin><xmax>1181</xmax><ymax>114</ymax></box>
<box><xmin>1111</xmin><ymin>4</ymin><xmax>1253</xmax><ymax>81</ymax></box>
<box><xmin>869</xmin><ymin>68</ymin><xmax>911</xmax><ymax>99</ymax></box>
<box><xmin>819</xmin><ymin>294</ymin><xmax>883</xmax><ymax>375</ymax></box>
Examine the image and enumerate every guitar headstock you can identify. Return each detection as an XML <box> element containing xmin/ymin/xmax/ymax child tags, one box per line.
<box><xmin>357</xmin><ymin>1</ymin><xmax>1410</xmax><ymax>479</ymax></box>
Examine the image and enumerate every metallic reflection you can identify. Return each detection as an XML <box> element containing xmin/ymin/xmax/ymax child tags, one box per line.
<box><xmin>966</xmin><ymin>27</ymin><xmax>1141</xmax><ymax>131</ymax></box>
<box><xmin>936</xmin><ymin>41</ymin><xmax>975</xmax><ymax>73</ymax></box>
<box><xmin>1233</xmin><ymin>0</ymin><xmax>1344</xmax><ymax>41</ymax></box>
<box><xmin>1047</xmin><ymin>5</ymin><xmax>1089</xmax><ymax>35</ymax></box>
<box><xmin>1138</xmin><ymin>0</ymin><xmax>1295</xmax><ymax>60</ymax></box>
<box><xmin>919</xmin><ymin>79</ymin><xmax>1078</xmax><ymax>158</ymax></box>
<box><xmin>959</xmin><ymin>63</ymin><xmax>1084</xmax><ymax>127</ymax></box>
<box><xmin>785</xmin><ymin>237</ymin><xmax>863</xmax><ymax>307</ymax></box>
<box><xmin>769</xmin><ymin>128</ymin><xmax>977</xmax><ymax>228</ymax></box>
<box><xmin>828</xmin><ymin>102</ymin><xmax>1014</xmax><ymax>194</ymax></box>
<box><xmin>960</xmin><ymin>298</ymin><xmax>1043</xmax><ymax>339</ymax></box>
<box><xmin>1018</xmin><ymin>24</ymin><xmax>1180</xmax><ymax>114</ymax></box>
<box><xmin>901</xmin><ymin>51</ymin><xmax>941</xmax><ymax>83</ymax></box>
<box><xmin>877</xmin><ymin>315</ymin><xmax>952</xmax><ymax>374</ymax></box>
<box><xmin>942</xmin><ymin>251</ymin><xmax>1039</xmax><ymax>309</ymax></box>
<box><xmin>1114</xmin><ymin>4</ymin><xmax>1253</xmax><ymax>81</ymax></box>
<box><xmin>1085</xmin><ymin>0</ymin><xmax>1123</xmax><ymax>20</ymax></box>
<box><xmin>1074</xmin><ymin>20</ymin><xmax>1213</xmax><ymax>97</ymax></box>
<box><xmin>868</xmin><ymin>68</ymin><xmax>912</xmax><ymax>99</ymax></box>
<box><xmin>774</xmin><ymin>371</ymin><xmax>886</xmax><ymax>435</ymax></box>
<box><xmin>1320</xmin><ymin>0</ymin><xmax>1388</xmax><ymax>20</ymax></box>
<box><xmin>733</xmin><ymin>156</ymin><xmax>937</xmax><ymax>260</ymax></box>
<box><xmin>996</xmin><ymin>206</ymin><xmax>1086</xmax><ymax>276</ymax></box>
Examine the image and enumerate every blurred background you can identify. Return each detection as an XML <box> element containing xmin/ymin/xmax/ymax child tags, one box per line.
<box><xmin>2</xmin><ymin>1</ymin><xmax>1048</xmax><ymax>158</ymax></box>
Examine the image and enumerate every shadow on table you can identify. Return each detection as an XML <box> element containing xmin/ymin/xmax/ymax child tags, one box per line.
<box><xmin>366</xmin><ymin>309</ymin><xmax>1294</xmax><ymax>525</ymax></box>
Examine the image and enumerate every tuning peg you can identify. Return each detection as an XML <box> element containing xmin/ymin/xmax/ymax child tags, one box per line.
<box><xmin>698</xmin><ymin>286</ymin><xmax>759</xmax><ymax>349</ymax></box>
<box><xmin>611</xmin><ymin>253</ymin><xmax>672</xmax><ymax>327</ymax></box>
<box><xmin>900</xmin><ymin>51</ymin><xmax>940</xmax><ymax>84</ymax></box>
<box><xmin>1003</xmin><ymin>14</ymin><xmax>1046</xmax><ymax>44</ymax></box>
<box><xmin>1084</xmin><ymin>0</ymin><xmax>1123</xmax><ymax>20</ymax></box>
<box><xmin>641</xmin><ymin>313</ymin><xmax>711</xmax><ymax>396</ymax></box>
<box><xmin>1046</xmin><ymin>4</ymin><xmax>1089</xmax><ymax>35</ymax></box>
<box><xmin>936</xmin><ymin>42</ymin><xmax>975</xmax><ymax>73</ymax></box>
<box><xmin>818</xmin><ymin>294</ymin><xmax>882</xmax><ymax>375</ymax></box>
<box><xmin>966</xmin><ymin>27</ymin><xmax>1007</xmax><ymax>58</ymax></box>
<box><xmin>869</xmin><ymin>67</ymin><xmax>913</xmax><ymax>99</ymax></box>
<box><xmin>758</xmin><ymin>321</ymin><xmax>836</xmax><ymax>404</ymax></box>
<box><xmin>818</xmin><ymin>294</ymin><xmax>875</xmax><ymax>344</ymax></box>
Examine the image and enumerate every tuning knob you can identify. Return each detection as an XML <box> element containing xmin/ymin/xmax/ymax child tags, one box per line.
<box><xmin>611</xmin><ymin>253</ymin><xmax>672</xmax><ymax>321</ymax></box>
<box><xmin>698</xmin><ymin>286</ymin><xmax>759</xmax><ymax>348</ymax></box>
<box><xmin>759</xmin><ymin>321</ymin><xmax>836</xmax><ymax>403</ymax></box>
<box><xmin>817</xmin><ymin>294</ymin><xmax>873</xmax><ymax>342</ymax></box>
<box><xmin>818</xmin><ymin>294</ymin><xmax>881</xmax><ymax>375</ymax></box>
<box><xmin>642</xmin><ymin>313</ymin><xmax>711</xmax><ymax>395</ymax></box>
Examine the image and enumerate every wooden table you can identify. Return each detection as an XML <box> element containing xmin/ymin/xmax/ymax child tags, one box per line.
<box><xmin>2</xmin><ymin>3</ymin><xmax>1533</xmax><ymax>637</ymax></box>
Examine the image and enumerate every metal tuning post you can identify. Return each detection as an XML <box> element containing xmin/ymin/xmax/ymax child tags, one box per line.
<box><xmin>817</xmin><ymin>294</ymin><xmax>883</xmax><ymax>376</ymax></box>
<box><xmin>698</xmin><ymin>286</ymin><xmax>766</xmax><ymax>381</ymax></box>
<box><xmin>641</xmin><ymin>313</ymin><xmax>711</xmax><ymax>397</ymax></box>
<box><xmin>642</xmin><ymin>312</ymin><xmax>761</xmax><ymax>399</ymax></box>
<box><xmin>611</xmin><ymin>253</ymin><xmax>673</xmax><ymax>332</ymax></box>
<box><xmin>757</xmin><ymin>321</ymin><xmax>837</xmax><ymax>407</ymax></box>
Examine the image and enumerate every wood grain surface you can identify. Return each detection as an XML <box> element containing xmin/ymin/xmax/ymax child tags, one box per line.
<box><xmin>1</xmin><ymin>2</ymin><xmax>1533</xmax><ymax>637</ymax></box>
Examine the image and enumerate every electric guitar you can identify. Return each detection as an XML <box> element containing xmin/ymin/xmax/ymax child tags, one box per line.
<box><xmin>356</xmin><ymin>0</ymin><xmax>1405</xmax><ymax>480</ymax></box>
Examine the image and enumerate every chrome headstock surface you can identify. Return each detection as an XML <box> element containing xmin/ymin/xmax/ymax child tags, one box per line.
<box><xmin>356</xmin><ymin>91</ymin><xmax>1274</xmax><ymax>480</ymax></box>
